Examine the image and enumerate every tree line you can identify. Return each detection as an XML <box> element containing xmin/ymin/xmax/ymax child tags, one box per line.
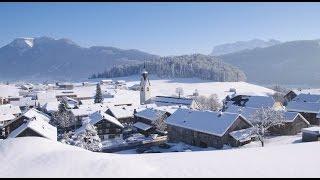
<box><xmin>90</xmin><ymin>54</ymin><xmax>247</xmax><ymax>82</ymax></box>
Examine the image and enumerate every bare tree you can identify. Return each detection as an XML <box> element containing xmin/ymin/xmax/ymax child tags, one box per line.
<box><xmin>195</xmin><ymin>94</ymin><xmax>222</xmax><ymax>111</ymax></box>
<box><xmin>62</xmin><ymin>124</ymin><xmax>102</xmax><ymax>152</ymax></box>
<box><xmin>248</xmin><ymin>107</ymin><xmax>286</xmax><ymax>147</ymax></box>
<box><xmin>193</xmin><ymin>89</ymin><xmax>199</xmax><ymax>97</ymax></box>
<box><xmin>152</xmin><ymin>110</ymin><xmax>167</xmax><ymax>133</ymax></box>
<box><xmin>175</xmin><ymin>87</ymin><xmax>184</xmax><ymax>98</ymax></box>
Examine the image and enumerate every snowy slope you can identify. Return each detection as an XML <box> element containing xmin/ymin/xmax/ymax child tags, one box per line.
<box><xmin>111</xmin><ymin>76</ymin><xmax>275</xmax><ymax>102</ymax></box>
<box><xmin>0</xmin><ymin>137</ymin><xmax>319</xmax><ymax>178</ymax></box>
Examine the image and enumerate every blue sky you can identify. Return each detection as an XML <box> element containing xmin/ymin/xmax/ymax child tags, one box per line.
<box><xmin>1</xmin><ymin>2</ymin><xmax>320</xmax><ymax>56</ymax></box>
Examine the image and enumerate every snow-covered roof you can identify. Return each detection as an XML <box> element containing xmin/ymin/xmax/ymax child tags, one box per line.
<box><xmin>226</xmin><ymin>105</ymin><xmax>309</xmax><ymax>124</ymax></box>
<box><xmin>0</xmin><ymin>104</ymin><xmax>21</xmax><ymax>115</ymax></box>
<box><xmin>100</xmin><ymin>79</ymin><xmax>113</xmax><ymax>83</ymax></box>
<box><xmin>246</xmin><ymin>96</ymin><xmax>275</xmax><ymax>108</ymax></box>
<box><xmin>283</xmin><ymin>112</ymin><xmax>309</xmax><ymax>124</ymax></box>
<box><xmin>0</xmin><ymin>113</ymin><xmax>15</xmax><ymax>122</ymax></box>
<box><xmin>108</xmin><ymin>106</ymin><xmax>134</xmax><ymax>119</ymax></box>
<box><xmin>75</xmin><ymin>111</ymin><xmax>124</xmax><ymax>134</ymax></box>
<box><xmin>166</xmin><ymin>109</ymin><xmax>252</xmax><ymax>137</ymax></box>
<box><xmin>42</xmin><ymin>101</ymin><xmax>60</xmax><ymax>113</ymax></box>
<box><xmin>23</xmin><ymin>108</ymin><xmax>51</xmax><ymax>122</ymax></box>
<box><xmin>89</xmin><ymin>111</ymin><xmax>124</xmax><ymax>128</ymax></box>
<box><xmin>71</xmin><ymin>108</ymin><xmax>96</xmax><ymax>117</ymax></box>
<box><xmin>225</xmin><ymin>105</ymin><xmax>259</xmax><ymax>119</ymax></box>
<box><xmin>133</xmin><ymin>122</ymin><xmax>153</xmax><ymax>131</ymax></box>
<box><xmin>135</xmin><ymin>108</ymin><xmax>167</xmax><ymax>122</ymax></box>
<box><xmin>236</xmin><ymin>95</ymin><xmax>275</xmax><ymax>108</ymax></box>
<box><xmin>302</xmin><ymin>127</ymin><xmax>320</xmax><ymax>135</ymax></box>
<box><xmin>116</xmin><ymin>80</ymin><xmax>126</xmax><ymax>84</ymax></box>
<box><xmin>8</xmin><ymin>117</ymin><xmax>57</xmax><ymax>141</ymax></box>
<box><xmin>292</xmin><ymin>89</ymin><xmax>320</xmax><ymax>96</ymax></box>
<box><xmin>286</xmin><ymin>101</ymin><xmax>320</xmax><ymax>114</ymax></box>
<box><xmin>292</xmin><ymin>93</ymin><xmax>320</xmax><ymax>103</ymax></box>
<box><xmin>10</xmin><ymin>97</ymin><xmax>36</xmax><ymax>107</ymax></box>
<box><xmin>229</xmin><ymin>127</ymin><xmax>256</xmax><ymax>142</ymax></box>
<box><xmin>71</xmin><ymin>103</ymin><xmax>109</xmax><ymax>117</ymax></box>
<box><xmin>153</xmin><ymin>96</ymin><xmax>194</xmax><ymax>107</ymax></box>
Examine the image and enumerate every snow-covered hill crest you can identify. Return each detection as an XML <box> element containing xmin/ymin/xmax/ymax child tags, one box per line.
<box><xmin>1</xmin><ymin>137</ymin><xmax>320</xmax><ymax>178</ymax></box>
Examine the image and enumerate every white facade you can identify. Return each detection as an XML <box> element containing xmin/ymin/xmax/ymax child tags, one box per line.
<box><xmin>140</xmin><ymin>67</ymin><xmax>151</xmax><ymax>105</ymax></box>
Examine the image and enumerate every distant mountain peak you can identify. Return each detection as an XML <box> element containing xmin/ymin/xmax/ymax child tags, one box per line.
<box><xmin>211</xmin><ymin>39</ymin><xmax>281</xmax><ymax>56</ymax></box>
<box><xmin>9</xmin><ymin>37</ymin><xmax>34</xmax><ymax>49</ymax></box>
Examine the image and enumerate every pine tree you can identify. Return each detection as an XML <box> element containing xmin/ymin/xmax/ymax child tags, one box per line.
<box><xmin>52</xmin><ymin>100</ymin><xmax>75</xmax><ymax>133</ymax></box>
<box><xmin>94</xmin><ymin>83</ymin><xmax>103</xmax><ymax>104</ymax></box>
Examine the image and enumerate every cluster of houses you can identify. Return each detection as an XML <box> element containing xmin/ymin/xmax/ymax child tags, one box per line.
<box><xmin>1</xmin><ymin>67</ymin><xmax>320</xmax><ymax>151</ymax></box>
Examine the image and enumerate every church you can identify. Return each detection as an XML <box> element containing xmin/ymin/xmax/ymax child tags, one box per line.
<box><xmin>140</xmin><ymin>65</ymin><xmax>151</xmax><ymax>105</ymax></box>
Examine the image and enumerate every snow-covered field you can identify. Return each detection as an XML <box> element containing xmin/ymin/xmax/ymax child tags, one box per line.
<box><xmin>0</xmin><ymin>137</ymin><xmax>319</xmax><ymax>178</ymax></box>
<box><xmin>0</xmin><ymin>76</ymin><xmax>275</xmax><ymax>104</ymax></box>
<box><xmin>95</xmin><ymin>75</ymin><xmax>275</xmax><ymax>102</ymax></box>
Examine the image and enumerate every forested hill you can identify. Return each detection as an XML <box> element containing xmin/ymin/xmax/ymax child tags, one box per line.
<box><xmin>90</xmin><ymin>54</ymin><xmax>247</xmax><ymax>82</ymax></box>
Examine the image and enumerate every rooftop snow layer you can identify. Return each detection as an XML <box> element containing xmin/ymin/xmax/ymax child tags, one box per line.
<box><xmin>135</xmin><ymin>108</ymin><xmax>167</xmax><ymax>122</ymax></box>
<box><xmin>8</xmin><ymin>118</ymin><xmax>57</xmax><ymax>141</ymax></box>
<box><xmin>166</xmin><ymin>109</ymin><xmax>251</xmax><ymax>137</ymax></box>
<box><xmin>286</xmin><ymin>101</ymin><xmax>320</xmax><ymax>114</ymax></box>
<box><xmin>292</xmin><ymin>93</ymin><xmax>320</xmax><ymax>103</ymax></box>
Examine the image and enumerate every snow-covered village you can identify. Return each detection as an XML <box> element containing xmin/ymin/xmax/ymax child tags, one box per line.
<box><xmin>2</xmin><ymin>2</ymin><xmax>320</xmax><ymax>178</ymax></box>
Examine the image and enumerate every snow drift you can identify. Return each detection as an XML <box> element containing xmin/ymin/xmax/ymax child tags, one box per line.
<box><xmin>0</xmin><ymin>137</ymin><xmax>319</xmax><ymax>178</ymax></box>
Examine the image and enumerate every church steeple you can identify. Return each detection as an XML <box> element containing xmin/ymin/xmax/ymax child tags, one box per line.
<box><xmin>140</xmin><ymin>63</ymin><xmax>151</xmax><ymax>104</ymax></box>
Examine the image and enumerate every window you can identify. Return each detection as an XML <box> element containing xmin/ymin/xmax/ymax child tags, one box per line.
<box><xmin>109</xmin><ymin>134</ymin><xmax>116</xmax><ymax>139</ymax></box>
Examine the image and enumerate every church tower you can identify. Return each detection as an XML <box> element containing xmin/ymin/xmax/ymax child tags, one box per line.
<box><xmin>140</xmin><ymin>64</ymin><xmax>151</xmax><ymax>105</ymax></box>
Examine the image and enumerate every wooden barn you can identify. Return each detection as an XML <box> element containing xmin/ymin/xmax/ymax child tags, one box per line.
<box><xmin>2</xmin><ymin>108</ymin><xmax>56</xmax><ymax>141</ymax></box>
<box><xmin>166</xmin><ymin>109</ymin><xmax>253</xmax><ymax>149</ymax></box>
<box><xmin>302</xmin><ymin>127</ymin><xmax>320</xmax><ymax>142</ymax></box>
<box><xmin>269</xmin><ymin>112</ymin><xmax>310</xmax><ymax>135</ymax></box>
<box><xmin>75</xmin><ymin>111</ymin><xmax>124</xmax><ymax>141</ymax></box>
<box><xmin>286</xmin><ymin>101</ymin><xmax>320</xmax><ymax>125</ymax></box>
<box><xmin>133</xmin><ymin>108</ymin><xmax>170</xmax><ymax>135</ymax></box>
<box><xmin>106</xmin><ymin>106</ymin><xmax>134</xmax><ymax>125</ymax></box>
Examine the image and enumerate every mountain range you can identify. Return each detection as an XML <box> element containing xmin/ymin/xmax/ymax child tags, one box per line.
<box><xmin>217</xmin><ymin>39</ymin><xmax>320</xmax><ymax>86</ymax></box>
<box><xmin>211</xmin><ymin>39</ymin><xmax>281</xmax><ymax>56</ymax></box>
<box><xmin>1</xmin><ymin>37</ymin><xmax>320</xmax><ymax>87</ymax></box>
<box><xmin>0</xmin><ymin>37</ymin><xmax>158</xmax><ymax>81</ymax></box>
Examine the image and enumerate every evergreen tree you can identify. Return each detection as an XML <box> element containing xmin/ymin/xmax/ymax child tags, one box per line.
<box><xmin>94</xmin><ymin>83</ymin><xmax>103</xmax><ymax>104</ymax></box>
<box><xmin>52</xmin><ymin>100</ymin><xmax>75</xmax><ymax>133</ymax></box>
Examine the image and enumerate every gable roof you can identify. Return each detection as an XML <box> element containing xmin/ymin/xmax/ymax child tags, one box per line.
<box><xmin>89</xmin><ymin>111</ymin><xmax>124</xmax><ymax>128</ymax></box>
<box><xmin>0</xmin><ymin>104</ymin><xmax>21</xmax><ymax>115</ymax></box>
<box><xmin>225</xmin><ymin>105</ymin><xmax>259</xmax><ymax>119</ymax></box>
<box><xmin>8</xmin><ymin>117</ymin><xmax>57</xmax><ymax>141</ymax></box>
<box><xmin>229</xmin><ymin>127</ymin><xmax>256</xmax><ymax>142</ymax></box>
<box><xmin>286</xmin><ymin>101</ymin><xmax>320</xmax><ymax>114</ymax></box>
<box><xmin>135</xmin><ymin>108</ymin><xmax>167</xmax><ymax>122</ymax></box>
<box><xmin>153</xmin><ymin>96</ymin><xmax>195</xmax><ymax>107</ymax></box>
<box><xmin>108</xmin><ymin>106</ymin><xmax>134</xmax><ymax>119</ymax></box>
<box><xmin>75</xmin><ymin>111</ymin><xmax>124</xmax><ymax>134</ymax></box>
<box><xmin>283</xmin><ymin>112</ymin><xmax>310</xmax><ymax>124</ymax></box>
<box><xmin>42</xmin><ymin>101</ymin><xmax>60</xmax><ymax>113</ymax></box>
<box><xmin>133</xmin><ymin>122</ymin><xmax>153</xmax><ymax>131</ymax></box>
<box><xmin>0</xmin><ymin>114</ymin><xmax>16</xmax><ymax>122</ymax></box>
<box><xmin>225</xmin><ymin>105</ymin><xmax>308</xmax><ymax>124</ymax></box>
<box><xmin>22</xmin><ymin>108</ymin><xmax>51</xmax><ymax>122</ymax></box>
<box><xmin>166</xmin><ymin>109</ymin><xmax>252</xmax><ymax>137</ymax></box>
<box><xmin>292</xmin><ymin>93</ymin><xmax>320</xmax><ymax>103</ymax></box>
<box><xmin>230</xmin><ymin>95</ymin><xmax>275</xmax><ymax>109</ymax></box>
<box><xmin>10</xmin><ymin>97</ymin><xmax>36</xmax><ymax>107</ymax></box>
